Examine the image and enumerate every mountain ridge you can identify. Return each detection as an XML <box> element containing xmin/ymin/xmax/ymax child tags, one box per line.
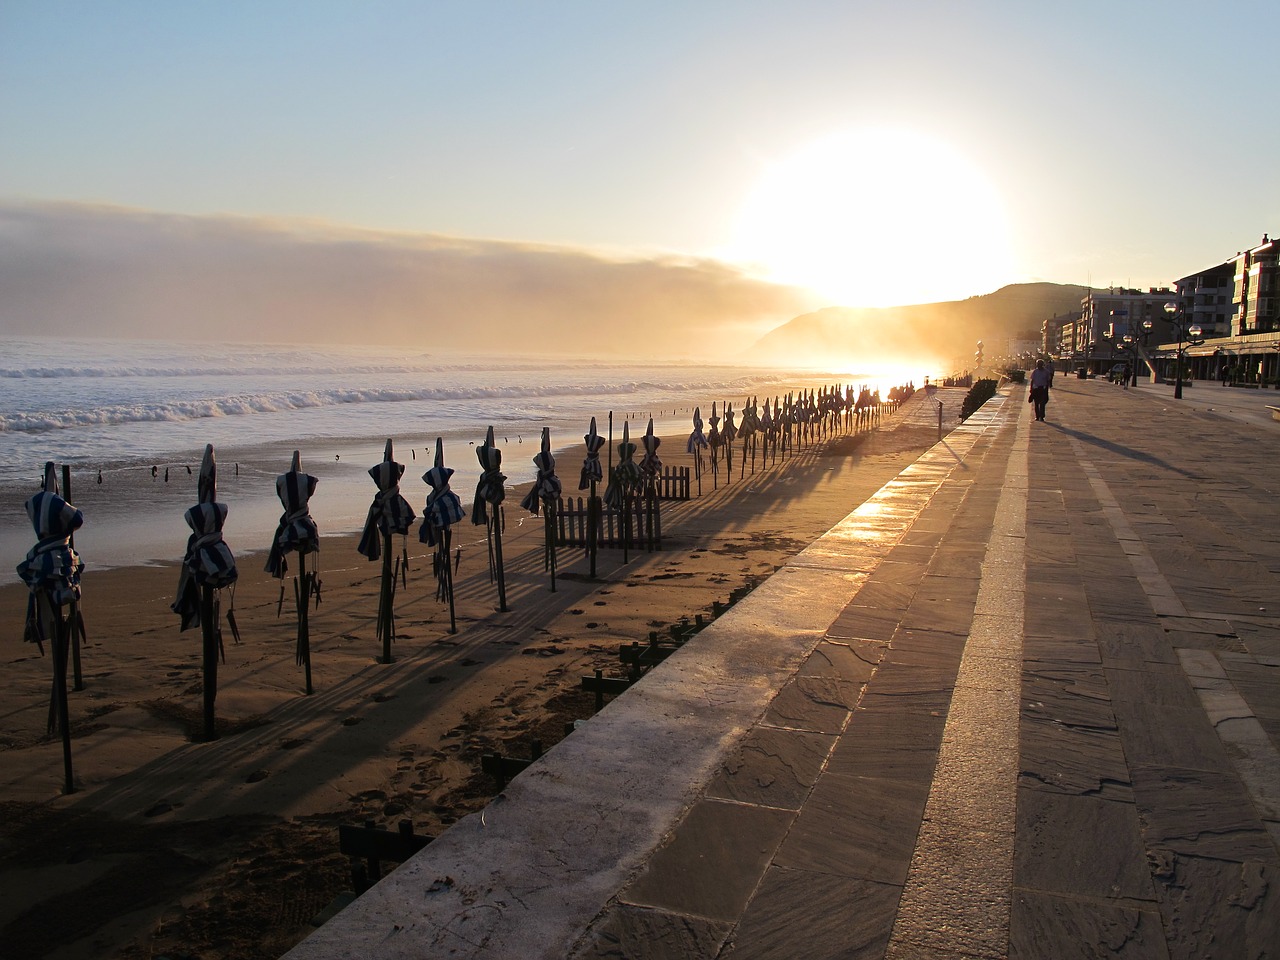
<box><xmin>742</xmin><ymin>281</ymin><xmax>1089</xmax><ymax>371</ymax></box>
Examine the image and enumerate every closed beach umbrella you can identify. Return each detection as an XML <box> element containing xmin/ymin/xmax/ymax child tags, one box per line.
<box><xmin>472</xmin><ymin>426</ymin><xmax>509</xmax><ymax>612</ymax></box>
<box><xmin>16</xmin><ymin>461</ymin><xmax>83</xmax><ymax>792</ymax></box>
<box><xmin>604</xmin><ymin>420</ymin><xmax>641</xmax><ymax>559</ymax></box>
<box><xmin>739</xmin><ymin>397</ymin><xmax>760</xmax><ymax>477</ymax></box>
<box><xmin>722</xmin><ymin>402</ymin><xmax>738</xmax><ymax>480</ymax></box>
<box><xmin>639</xmin><ymin>418</ymin><xmax>662</xmax><ymax>551</ymax></box>
<box><xmin>760</xmin><ymin>398</ymin><xmax>775</xmax><ymax>465</ymax></box>
<box><xmin>579</xmin><ymin>417</ymin><xmax>605</xmax><ymax>576</ymax></box>
<box><xmin>520</xmin><ymin>426</ymin><xmax>563</xmax><ymax>590</ymax></box>
<box><xmin>266</xmin><ymin>450</ymin><xmax>320</xmax><ymax>694</ymax></box>
<box><xmin>687</xmin><ymin>406</ymin><xmax>708</xmax><ymax>496</ymax></box>
<box><xmin>172</xmin><ymin>444</ymin><xmax>239</xmax><ymax>741</ymax></box>
<box><xmin>358</xmin><ymin>440</ymin><xmax>415</xmax><ymax>664</ymax></box>
<box><xmin>707</xmin><ymin>402</ymin><xmax>722</xmax><ymax>489</ymax></box>
<box><xmin>422</xmin><ymin>438</ymin><xmax>465</xmax><ymax>634</ymax></box>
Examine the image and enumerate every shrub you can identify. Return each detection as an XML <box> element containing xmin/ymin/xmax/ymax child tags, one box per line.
<box><xmin>960</xmin><ymin>379</ymin><xmax>999</xmax><ymax>421</ymax></box>
<box><xmin>1006</xmin><ymin>368</ymin><xmax>1026</xmax><ymax>384</ymax></box>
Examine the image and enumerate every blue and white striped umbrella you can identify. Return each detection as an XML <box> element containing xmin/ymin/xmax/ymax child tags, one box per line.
<box><xmin>640</xmin><ymin>418</ymin><xmax>662</xmax><ymax>479</ymax></box>
<box><xmin>604</xmin><ymin>420</ymin><xmax>641</xmax><ymax>510</ymax></box>
<box><xmin>266</xmin><ymin>450</ymin><xmax>319</xmax><ymax>578</ymax></box>
<box><xmin>173</xmin><ymin>445</ymin><xmax>238</xmax><ymax>632</ymax></box>
<box><xmin>723</xmin><ymin>402</ymin><xmax>738</xmax><ymax>445</ymax></box>
<box><xmin>687</xmin><ymin>407</ymin><xmax>708</xmax><ymax>454</ymax></box>
<box><xmin>521</xmin><ymin>427</ymin><xmax>562</xmax><ymax>514</ymax></box>
<box><xmin>357</xmin><ymin>440</ymin><xmax>416</xmax><ymax>561</ymax></box>
<box><xmin>16</xmin><ymin>462</ymin><xmax>84</xmax><ymax>635</ymax></box>
<box><xmin>579</xmin><ymin>416</ymin><xmax>605</xmax><ymax>490</ymax></box>
<box><xmin>421</xmin><ymin>438</ymin><xmax>465</xmax><ymax>547</ymax></box>
<box><xmin>472</xmin><ymin>426</ymin><xmax>507</xmax><ymax>526</ymax></box>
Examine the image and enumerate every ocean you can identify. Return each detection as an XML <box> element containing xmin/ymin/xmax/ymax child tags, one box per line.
<box><xmin>2</xmin><ymin>338</ymin><xmax>886</xmax><ymax>578</ymax></box>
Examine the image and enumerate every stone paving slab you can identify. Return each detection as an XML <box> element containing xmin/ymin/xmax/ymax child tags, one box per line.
<box><xmin>285</xmin><ymin>382</ymin><xmax>1280</xmax><ymax>960</ymax></box>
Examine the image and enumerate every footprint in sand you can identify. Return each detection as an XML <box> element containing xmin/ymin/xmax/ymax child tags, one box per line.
<box><xmin>280</xmin><ymin>738</ymin><xmax>308</xmax><ymax>750</ymax></box>
<box><xmin>245</xmin><ymin>769</ymin><xmax>269</xmax><ymax>783</ymax></box>
<box><xmin>373</xmin><ymin>692</ymin><xmax>396</xmax><ymax>702</ymax></box>
<box><xmin>460</xmin><ymin>658</ymin><xmax>483</xmax><ymax>667</ymax></box>
<box><xmin>342</xmin><ymin>716</ymin><xmax>363</xmax><ymax>726</ymax></box>
<box><xmin>593</xmin><ymin>600</ymin><xmax>607</xmax><ymax>606</ymax></box>
<box><xmin>428</xmin><ymin>675</ymin><xmax>447</xmax><ymax>684</ymax></box>
<box><xmin>144</xmin><ymin>801</ymin><xmax>174</xmax><ymax>817</ymax></box>
<box><xmin>569</xmin><ymin>609</ymin><xmax>584</xmax><ymax>615</ymax></box>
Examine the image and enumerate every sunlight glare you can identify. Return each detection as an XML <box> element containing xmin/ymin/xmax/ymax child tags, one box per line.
<box><xmin>728</xmin><ymin>129</ymin><xmax>1014</xmax><ymax>307</ymax></box>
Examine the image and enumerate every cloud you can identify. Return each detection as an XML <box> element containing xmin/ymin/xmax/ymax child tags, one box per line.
<box><xmin>0</xmin><ymin>201</ymin><xmax>819</xmax><ymax>359</ymax></box>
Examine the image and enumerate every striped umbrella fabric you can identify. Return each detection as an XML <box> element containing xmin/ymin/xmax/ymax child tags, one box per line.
<box><xmin>173</xmin><ymin>445</ymin><xmax>238</xmax><ymax>632</ymax></box>
<box><xmin>472</xmin><ymin>426</ymin><xmax>507</xmax><ymax>526</ymax></box>
<box><xmin>521</xmin><ymin>427</ymin><xmax>562</xmax><ymax>514</ymax></box>
<box><xmin>16</xmin><ymin>461</ymin><xmax>84</xmax><ymax>629</ymax></box>
<box><xmin>640</xmin><ymin>418</ymin><xmax>662</xmax><ymax>479</ymax></box>
<box><xmin>603</xmin><ymin>420</ymin><xmax>641</xmax><ymax>510</ymax></box>
<box><xmin>687</xmin><ymin>406</ymin><xmax>708</xmax><ymax>454</ymax></box>
<box><xmin>723</xmin><ymin>402</ymin><xmax>739</xmax><ymax>445</ymax></box>
<box><xmin>265</xmin><ymin>450</ymin><xmax>319</xmax><ymax>578</ymax></box>
<box><xmin>421</xmin><ymin>439</ymin><xmax>465</xmax><ymax>547</ymax></box>
<box><xmin>579</xmin><ymin>417</ymin><xmax>605</xmax><ymax>490</ymax></box>
<box><xmin>357</xmin><ymin>443</ymin><xmax>416</xmax><ymax>561</ymax></box>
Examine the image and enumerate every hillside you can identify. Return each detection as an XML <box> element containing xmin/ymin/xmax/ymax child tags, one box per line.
<box><xmin>742</xmin><ymin>282</ymin><xmax>1088</xmax><ymax>372</ymax></box>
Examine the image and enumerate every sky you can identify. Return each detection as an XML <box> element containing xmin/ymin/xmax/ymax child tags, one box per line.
<box><xmin>2</xmin><ymin>0</ymin><xmax>1278</xmax><ymax>357</ymax></box>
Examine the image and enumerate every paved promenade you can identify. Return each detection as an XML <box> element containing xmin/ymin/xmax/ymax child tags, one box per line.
<box><xmin>286</xmin><ymin>376</ymin><xmax>1280</xmax><ymax>960</ymax></box>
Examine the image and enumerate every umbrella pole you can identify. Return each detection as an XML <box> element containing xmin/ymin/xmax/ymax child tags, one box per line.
<box><xmin>493</xmin><ymin>507</ymin><xmax>508</xmax><ymax>612</ymax></box>
<box><xmin>299</xmin><ymin>552</ymin><xmax>313</xmax><ymax>695</ymax></box>
<box><xmin>545</xmin><ymin>506</ymin><xmax>557</xmax><ymax>592</ymax></box>
<box><xmin>588</xmin><ymin>478</ymin><xmax>598</xmax><ymax>578</ymax></box>
<box><xmin>378</xmin><ymin>533</ymin><xmax>395</xmax><ymax>664</ymax></box>
<box><xmin>200</xmin><ymin>584</ymin><xmax>217</xmax><ymax>741</ymax></box>
<box><xmin>39</xmin><ymin>592</ymin><xmax>75</xmax><ymax>793</ymax></box>
<box><xmin>443</xmin><ymin>529</ymin><xmax>457</xmax><ymax>634</ymax></box>
<box><xmin>61</xmin><ymin>465</ymin><xmax>85</xmax><ymax>692</ymax></box>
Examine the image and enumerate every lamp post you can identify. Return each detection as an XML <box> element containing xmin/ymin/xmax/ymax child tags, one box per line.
<box><xmin>1164</xmin><ymin>302</ymin><xmax>1204</xmax><ymax>400</ymax></box>
<box><xmin>1126</xmin><ymin>319</ymin><xmax>1154</xmax><ymax>388</ymax></box>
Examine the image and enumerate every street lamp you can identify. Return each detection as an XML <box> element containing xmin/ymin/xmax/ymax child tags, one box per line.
<box><xmin>1126</xmin><ymin>319</ymin><xmax>1154</xmax><ymax>388</ymax></box>
<box><xmin>1164</xmin><ymin>302</ymin><xmax>1204</xmax><ymax>400</ymax></box>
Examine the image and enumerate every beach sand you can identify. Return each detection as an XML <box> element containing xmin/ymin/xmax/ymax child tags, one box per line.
<box><xmin>0</xmin><ymin>388</ymin><xmax>963</xmax><ymax>960</ymax></box>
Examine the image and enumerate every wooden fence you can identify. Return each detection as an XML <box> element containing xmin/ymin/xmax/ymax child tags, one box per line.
<box><xmin>556</xmin><ymin>495</ymin><xmax>662</xmax><ymax>550</ymax></box>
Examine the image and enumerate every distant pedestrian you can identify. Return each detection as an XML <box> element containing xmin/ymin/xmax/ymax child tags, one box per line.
<box><xmin>1029</xmin><ymin>360</ymin><xmax>1051</xmax><ymax>422</ymax></box>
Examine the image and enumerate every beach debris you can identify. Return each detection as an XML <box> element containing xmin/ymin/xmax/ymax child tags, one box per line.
<box><xmin>16</xmin><ymin>460</ymin><xmax>84</xmax><ymax>793</ymax></box>
<box><xmin>520</xmin><ymin>427</ymin><xmax>562</xmax><ymax>591</ymax></box>
<box><xmin>578</xmin><ymin>416</ymin><xmax>606</xmax><ymax>577</ymax></box>
<box><xmin>358</xmin><ymin>440</ymin><xmax>416</xmax><ymax>664</ymax></box>
<box><xmin>687</xmin><ymin>406</ymin><xmax>708</xmax><ymax>497</ymax></box>
<box><xmin>472</xmin><ymin>426</ymin><xmax>508</xmax><ymax>611</ymax></box>
<box><xmin>422</xmin><ymin>438</ymin><xmax>465</xmax><ymax>634</ymax></box>
<box><xmin>266</xmin><ymin>450</ymin><xmax>321</xmax><ymax>694</ymax></box>
<box><xmin>172</xmin><ymin>444</ymin><xmax>239</xmax><ymax>741</ymax></box>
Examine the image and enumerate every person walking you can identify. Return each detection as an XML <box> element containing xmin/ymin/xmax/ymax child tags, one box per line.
<box><xmin>1029</xmin><ymin>359</ymin><xmax>1051</xmax><ymax>422</ymax></box>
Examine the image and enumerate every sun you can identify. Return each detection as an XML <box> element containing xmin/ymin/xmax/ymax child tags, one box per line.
<box><xmin>727</xmin><ymin>128</ymin><xmax>1015</xmax><ymax>307</ymax></box>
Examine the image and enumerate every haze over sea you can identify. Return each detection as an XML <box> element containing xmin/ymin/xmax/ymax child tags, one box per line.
<box><xmin>2</xmin><ymin>337</ymin><xmax>883</xmax><ymax>577</ymax></box>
